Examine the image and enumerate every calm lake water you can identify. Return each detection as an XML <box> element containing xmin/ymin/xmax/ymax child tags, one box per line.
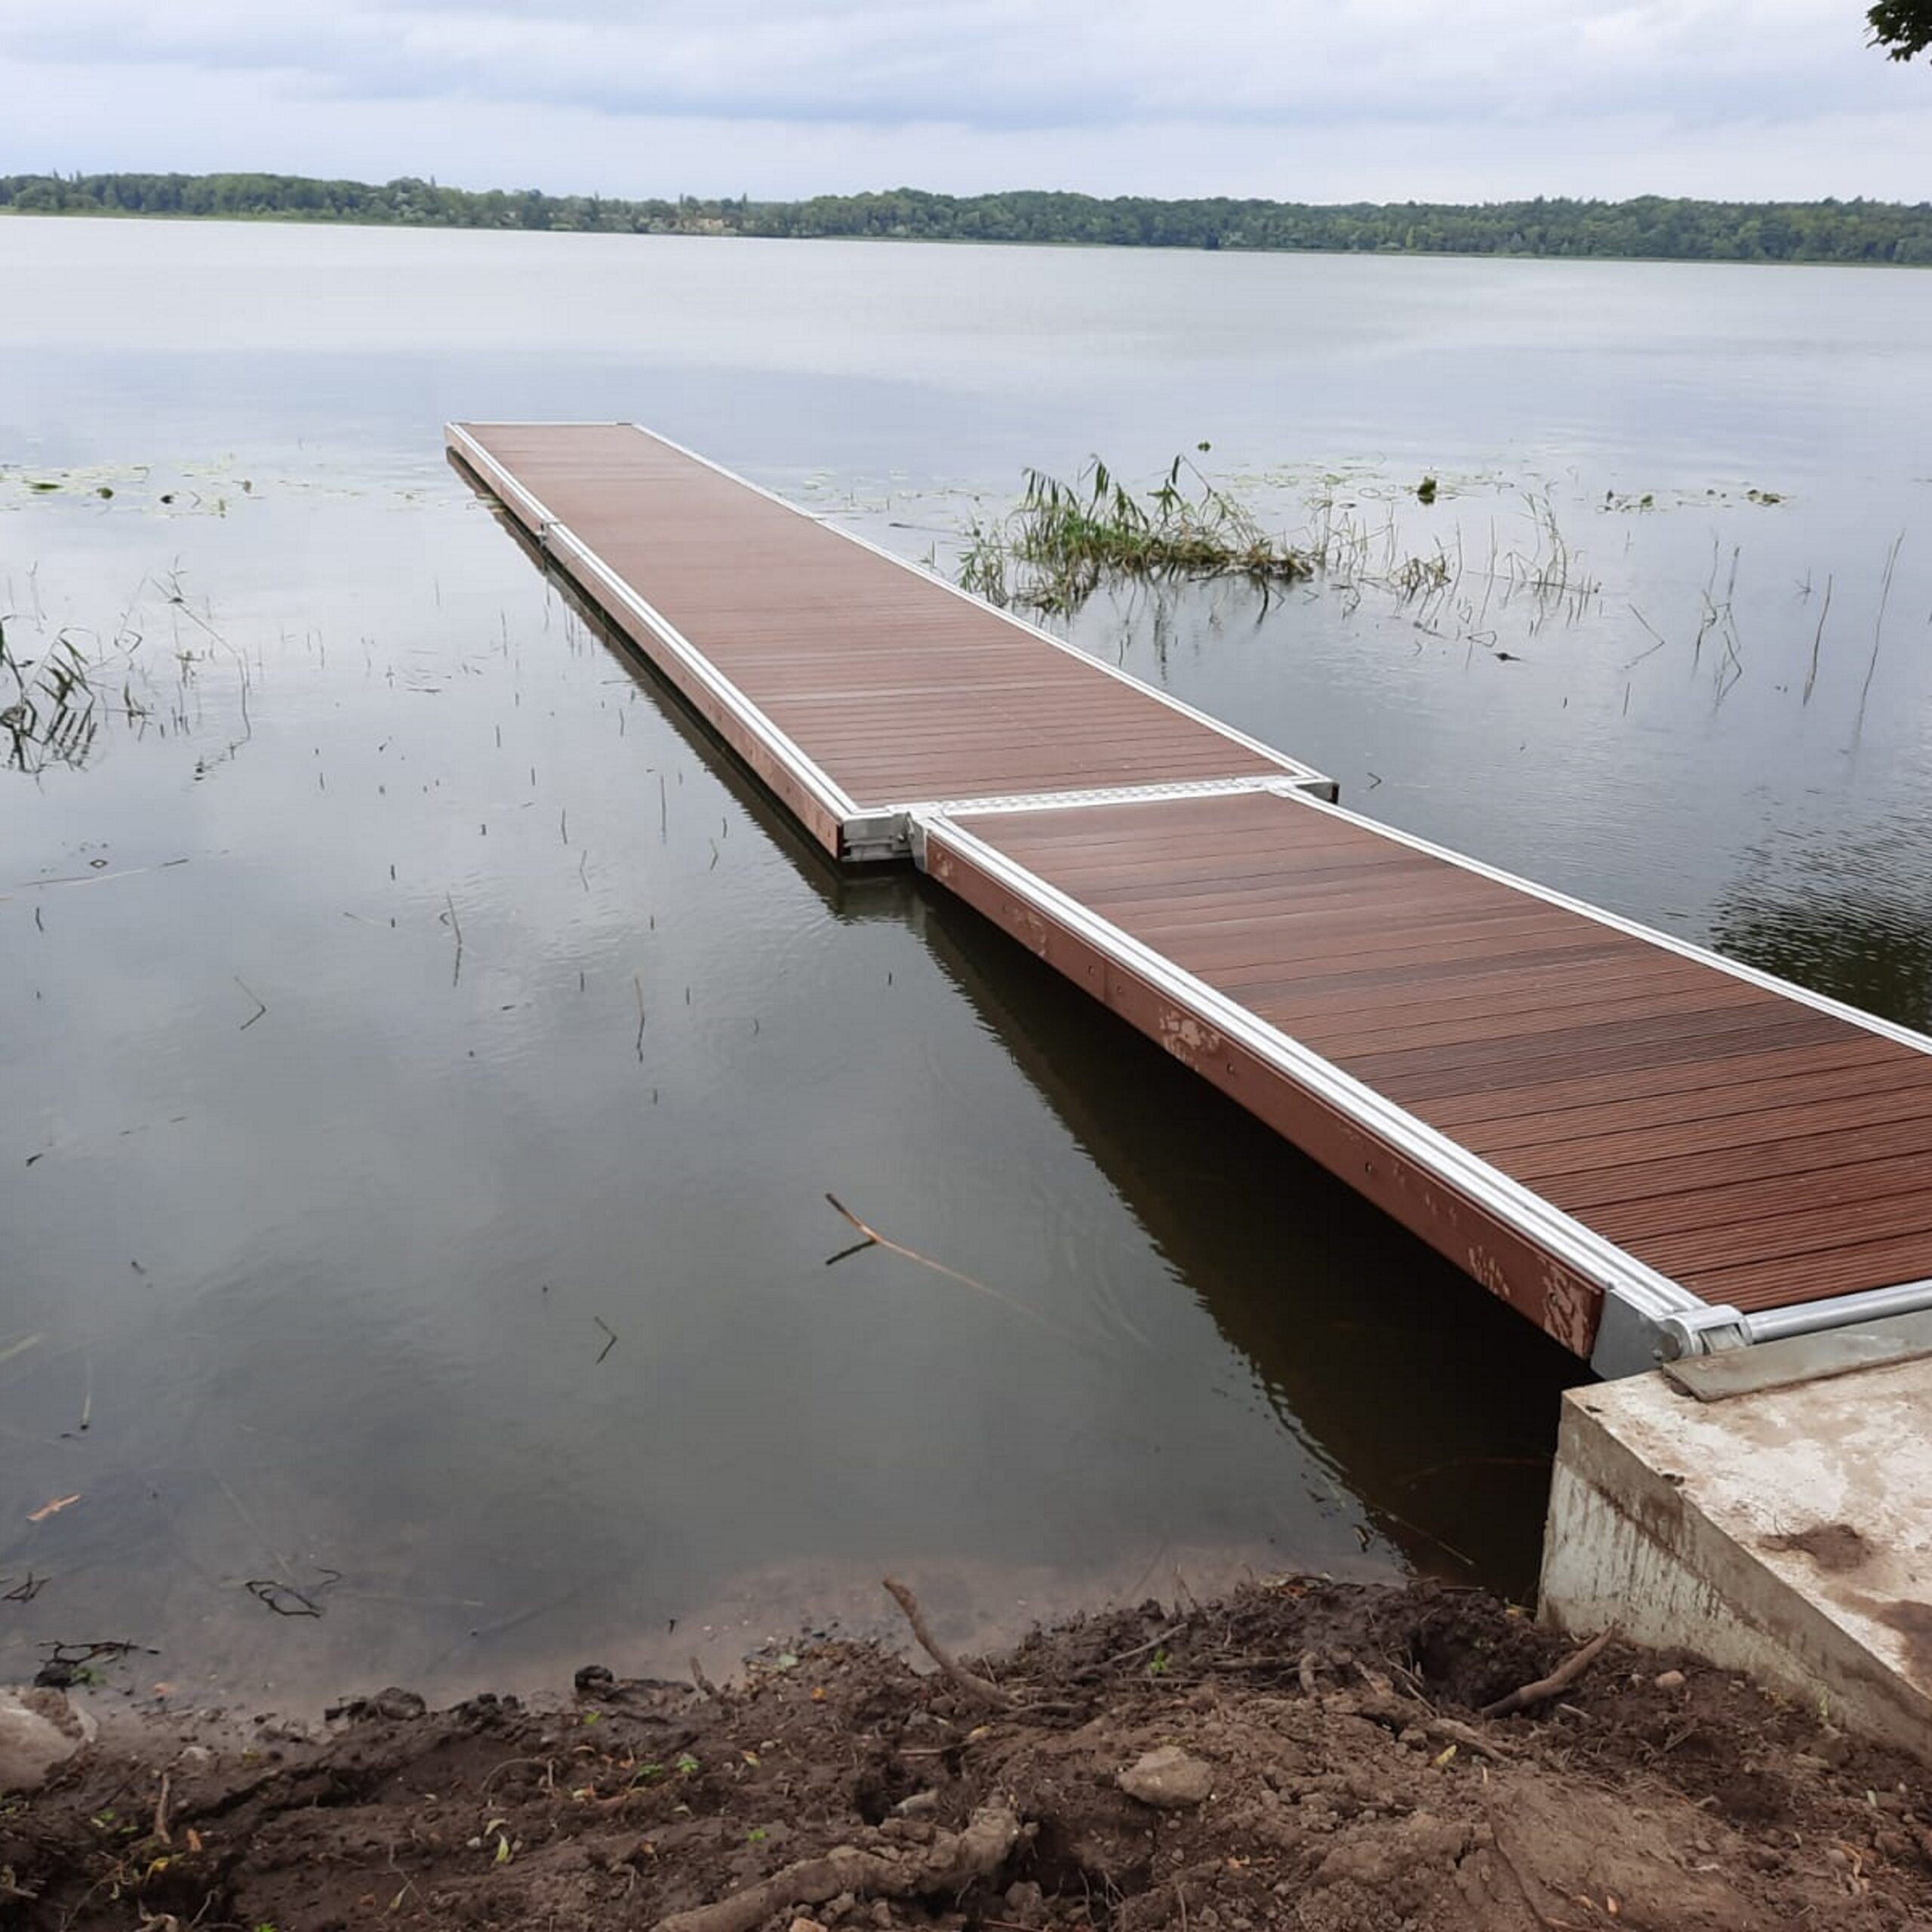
<box><xmin>3</xmin><ymin>219</ymin><xmax>1929</xmax><ymax>1708</ymax></box>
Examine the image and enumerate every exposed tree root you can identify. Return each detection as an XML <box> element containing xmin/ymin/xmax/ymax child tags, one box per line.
<box><xmin>653</xmin><ymin>1801</ymin><xmax>1023</xmax><ymax>1932</ymax></box>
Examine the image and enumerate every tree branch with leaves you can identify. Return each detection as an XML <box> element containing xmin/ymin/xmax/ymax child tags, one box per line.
<box><xmin>1869</xmin><ymin>0</ymin><xmax>1932</xmax><ymax>60</ymax></box>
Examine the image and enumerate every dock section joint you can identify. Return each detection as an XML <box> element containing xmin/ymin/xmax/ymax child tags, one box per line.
<box><xmin>1591</xmin><ymin>1297</ymin><xmax>1751</xmax><ymax>1379</ymax></box>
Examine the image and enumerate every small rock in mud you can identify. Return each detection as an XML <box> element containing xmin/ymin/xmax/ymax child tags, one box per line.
<box><xmin>325</xmin><ymin>1684</ymin><xmax>426</xmax><ymax>1722</ymax></box>
<box><xmin>1118</xmin><ymin>1744</ymin><xmax>1215</xmax><ymax>1807</ymax></box>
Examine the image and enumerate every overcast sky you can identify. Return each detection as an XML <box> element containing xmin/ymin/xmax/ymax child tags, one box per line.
<box><xmin>1</xmin><ymin>0</ymin><xmax>1926</xmax><ymax>203</ymax></box>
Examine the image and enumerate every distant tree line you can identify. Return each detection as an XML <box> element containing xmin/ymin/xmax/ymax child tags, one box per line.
<box><xmin>5</xmin><ymin>173</ymin><xmax>1932</xmax><ymax>266</ymax></box>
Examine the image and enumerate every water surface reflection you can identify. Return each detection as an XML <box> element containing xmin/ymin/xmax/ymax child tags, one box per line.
<box><xmin>4</xmin><ymin>220</ymin><xmax>1928</xmax><ymax>1710</ymax></box>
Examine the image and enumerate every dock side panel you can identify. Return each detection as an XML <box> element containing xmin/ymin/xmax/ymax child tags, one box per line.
<box><xmin>921</xmin><ymin>815</ymin><xmax>1607</xmax><ymax>1355</ymax></box>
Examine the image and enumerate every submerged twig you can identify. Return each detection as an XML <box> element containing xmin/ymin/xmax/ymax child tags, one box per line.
<box><xmin>0</xmin><ymin>1334</ymin><xmax>43</xmax><ymax>1371</ymax></box>
<box><xmin>35</xmin><ymin>1638</ymin><xmax>149</xmax><ymax>1673</ymax></box>
<box><xmin>247</xmin><ymin>1578</ymin><xmax>322</xmax><ymax>1617</ymax></box>
<box><xmin>1620</xmin><ymin>604</ymin><xmax>1668</xmax><ymax>670</ymax></box>
<box><xmin>6</xmin><ymin>858</ymin><xmax>192</xmax><ymax>894</ymax></box>
<box><xmin>823</xmin><ymin>1194</ymin><xmax>1052</xmax><ymax>1332</ymax></box>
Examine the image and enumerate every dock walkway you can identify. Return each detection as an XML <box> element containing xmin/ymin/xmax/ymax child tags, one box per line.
<box><xmin>449</xmin><ymin>421</ymin><xmax>1932</xmax><ymax>1377</ymax></box>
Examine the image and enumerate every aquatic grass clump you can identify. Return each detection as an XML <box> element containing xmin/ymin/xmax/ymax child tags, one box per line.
<box><xmin>0</xmin><ymin>566</ymin><xmax>252</xmax><ymax>777</ymax></box>
<box><xmin>0</xmin><ymin>618</ymin><xmax>101</xmax><ymax>774</ymax></box>
<box><xmin>958</xmin><ymin>457</ymin><xmax>1312</xmax><ymax>616</ymax></box>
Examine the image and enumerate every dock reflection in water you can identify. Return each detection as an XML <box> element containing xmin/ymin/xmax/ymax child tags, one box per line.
<box><xmin>560</xmin><ymin>558</ymin><xmax>1583</xmax><ymax>1605</ymax></box>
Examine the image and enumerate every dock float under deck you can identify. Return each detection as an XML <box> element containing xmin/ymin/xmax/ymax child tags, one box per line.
<box><xmin>448</xmin><ymin>421</ymin><xmax>1932</xmax><ymax>1378</ymax></box>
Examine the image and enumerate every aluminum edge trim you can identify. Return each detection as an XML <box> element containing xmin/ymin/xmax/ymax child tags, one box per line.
<box><xmin>1266</xmin><ymin>785</ymin><xmax>1932</xmax><ymax>1057</ymax></box>
<box><xmin>912</xmin><ymin>777</ymin><xmax>1295</xmax><ymax>818</ymax></box>
<box><xmin>454</xmin><ymin>426</ymin><xmax>1303</xmax><ymax>839</ymax></box>
<box><xmin>541</xmin><ymin>525</ymin><xmax>866</xmax><ymax>828</ymax></box>
<box><xmin>448</xmin><ymin>426</ymin><xmax>866</xmax><ymax>837</ymax></box>
<box><xmin>1741</xmin><ymin>1278</ymin><xmax>1932</xmax><ymax>1346</ymax></box>
<box><xmin>445</xmin><ymin>423</ymin><xmax>560</xmax><ymax>537</ymax></box>
<box><xmin>916</xmin><ymin>809</ymin><xmax>1709</xmax><ymax>1328</ymax></box>
<box><xmin>623</xmin><ymin>423</ymin><xmax>1334</xmax><ymax>792</ymax></box>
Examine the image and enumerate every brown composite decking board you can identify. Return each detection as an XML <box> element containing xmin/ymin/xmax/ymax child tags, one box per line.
<box><xmin>931</xmin><ymin>789</ymin><xmax>1932</xmax><ymax>1331</ymax></box>
<box><xmin>1416</xmin><ymin>1035</ymin><xmax>1908</xmax><ymax>1129</ymax></box>
<box><xmin>450</xmin><ymin>423</ymin><xmax>1311</xmax><ymax>828</ymax></box>
<box><xmin>1459</xmin><ymin>1057</ymin><xmax>1932</xmax><ymax>1157</ymax></box>
<box><xmin>453</xmin><ymin>419</ymin><xmax>1932</xmax><ymax>1366</ymax></box>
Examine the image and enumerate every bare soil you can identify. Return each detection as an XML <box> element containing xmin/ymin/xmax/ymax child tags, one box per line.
<box><xmin>5</xmin><ymin>1577</ymin><xmax>1930</xmax><ymax>1930</ymax></box>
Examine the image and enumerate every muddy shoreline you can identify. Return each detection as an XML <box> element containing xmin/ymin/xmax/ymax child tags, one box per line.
<box><xmin>5</xmin><ymin>1576</ymin><xmax>1930</xmax><ymax>1930</ymax></box>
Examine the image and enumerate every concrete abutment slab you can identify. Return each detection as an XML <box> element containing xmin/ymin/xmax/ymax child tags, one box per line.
<box><xmin>1540</xmin><ymin>1314</ymin><xmax>1932</xmax><ymax>1761</ymax></box>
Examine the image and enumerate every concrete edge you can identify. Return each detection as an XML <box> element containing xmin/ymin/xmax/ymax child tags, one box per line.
<box><xmin>1540</xmin><ymin>1386</ymin><xmax>1932</xmax><ymax>1762</ymax></box>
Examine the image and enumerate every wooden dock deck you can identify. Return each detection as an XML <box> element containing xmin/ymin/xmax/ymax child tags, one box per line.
<box><xmin>448</xmin><ymin>420</ymin><xmax>1932</xmax><ymax>1377</ymax></box>
<box><xmin>448</xmin><ymin>423</ymin><xmax>1332</xmax><ymax>861</ymax></box>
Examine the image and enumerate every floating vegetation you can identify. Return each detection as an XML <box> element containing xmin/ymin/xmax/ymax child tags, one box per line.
<box><xmin>957</xmin><ymin>456</ymin><xmax>1312</xmax><ymax>616</ymax></box>
<box><xmin>1</xmin><ymin>457</ymin><xmax>371</xmax><ymax>519</ymax></box>
<box><xmin>1601</xmin><ymin>483</ymin><xmax>1789</xmax><ymax>515</ymax></box>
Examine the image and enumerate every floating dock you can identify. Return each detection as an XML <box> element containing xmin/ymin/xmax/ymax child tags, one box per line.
<box><xmin>447</xmin><ymin>422</ymin><xmax>1331</xmax><ymax>861</ymax></box>
<box><xmin>448</xmin><ymin>421</ymin><xmax>1932</xmax><ymax>1379</ymax></box>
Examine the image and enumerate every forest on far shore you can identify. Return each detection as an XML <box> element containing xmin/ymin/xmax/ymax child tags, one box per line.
<box><xmin>7</xmin><ymin>171</ymin><xmax>1932</xmax><ymax>265</ymax></box>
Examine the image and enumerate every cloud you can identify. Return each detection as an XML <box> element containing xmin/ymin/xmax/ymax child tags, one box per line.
<box><xmin>0</xmin><ymin>0</ymin><xmax>1924</xmax><ymax>198</ymax></box>
<box><xmin>1</xmin><ymin>0</ymin><xmax>1899</xmax><ymax>130</ymax></box>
